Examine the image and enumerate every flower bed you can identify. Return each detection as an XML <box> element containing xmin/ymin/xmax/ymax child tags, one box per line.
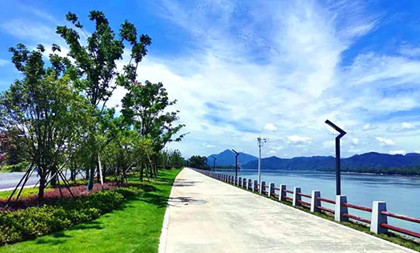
<box><xmin>0</xmin><ymin>182</ymin><xmax>119</xmax><ymax>211</ymax></box>
<box><xmin>0</xmin><ymin>185</ymin><xmax>142</xmax><ymax>245</ymax></box>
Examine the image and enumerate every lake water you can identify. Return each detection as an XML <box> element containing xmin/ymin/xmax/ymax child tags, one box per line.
<box><xmin>220</xmin><ymin>169</ymin><xmax>420</xmax><ymax>234</ymax></box>
<box><xmin>0</xmin><ymin>171</ymin><xmax>82</xmax><ymax>191</ymax></box>
<box><xmin>0</xmin><ymin>172</ymin><xmax>40</xmax><ymax>190</ymax></box>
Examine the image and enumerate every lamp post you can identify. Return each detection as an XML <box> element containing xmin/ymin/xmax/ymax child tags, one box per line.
<box><xmin>257</xmin><ymin>137</ymin><xmax>267</xmax><ymax>185</ymax></box>
<box><xmin>211</xmin><ymin>156</ymin><xmax>217</xmax><ymax>171</ymax></box>
<box><xmin>232</xmin><ymin>149</ymin><xmax>240</xmax><ymax>178</ymax></box>
<box><xmin>325</xmin><ymin>119</ymin><xmax>346</xmax><ymax>196</ymax></box>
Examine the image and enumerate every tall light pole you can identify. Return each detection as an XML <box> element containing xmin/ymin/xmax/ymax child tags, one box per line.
<box><xmin>232</xmin><ymin>149</ymin><xmax>239</xmax><ymax>178</ymax></box>
<box><xmin>211</xmin><ymin>156</ymin><xmax>216</xmax><ymax>171</ymax></box>
<box><xmin>257</xmin><ymin>137</ymin><xmax>267</xmax><ymax>185</ymax></box>
<box><xmin>325</xmin><ymin>120</ymin><xmax>346</xmax><ymax>196</ymax></box>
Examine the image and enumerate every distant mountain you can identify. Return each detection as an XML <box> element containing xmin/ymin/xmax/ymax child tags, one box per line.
<box><xmin>242</xmin><ymin>156</ymin><xmax>335</xmax><ymax>171</ymax></box>
<box><xmin>207</xmin><ymin>149</ymin><xmax>257</xmax><ymax>167</ymax></box>
<box><xmin>241</xmin><ymin>152</ymin><xmax>420</xmax><ymax>175</ymax></box>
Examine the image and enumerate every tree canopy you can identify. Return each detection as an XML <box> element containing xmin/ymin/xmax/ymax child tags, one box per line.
<box><xmin>0</xmin><ymin>10</ymin><xmax>186</xmax><ymax>200</ymax></box>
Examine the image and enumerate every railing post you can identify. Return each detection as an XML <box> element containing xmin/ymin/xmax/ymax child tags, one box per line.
<box><xmin>335</xmin><ymin>195</ymin><xmax>349</xmax><ymax>222</ymax></box>
<box><xmin>311</xmin><ymin>190</ymin><xmax>321</xmax><ymax>213</ymax></box>
<box><xmin>370</xmin><ymin>201</ymin><xmax>388</xmax><ymax>234</ymax></box>
<box><xmin>268</xmin><ymin>182</ymin><xmax>275</xmax><ymax>197</ymax></box>
<box><xmin>259</xmin><ymin>181</ymin><xmax>266</xmax><ymax>195</ymax></box>
<box><xmin>247</xmin><ymin>179</ymin><xmax>252</xmax><ymax>190</ymax></box>
<box><xmin>279</xmin><ymin>184</ymin><xmax>286</xmax><ymax>201</ymax></box>
<box><xmin>293</xmin><ymin>187</ymin><xmax>301</xmax><ymax>206</ymax></box>
<box><xmin>253</xmin><ymin>180</ymin><xmax>258</xmax><ymax>192</ymax></box>
<box><xmin>238</xmin><ymin>177</ymin><xmax>242</xmax><ymax>187</ymax></box>
<box><xmin>243</xmin><ymin>178</ymin><xmax>246</xmax><ymax>188</ymax></box>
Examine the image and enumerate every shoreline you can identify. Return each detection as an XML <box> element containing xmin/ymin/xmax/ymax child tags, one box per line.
<box><xmin>213</xmin><ymin>168</ymin><xmax>420</xmax><ymax>177</ymax></box>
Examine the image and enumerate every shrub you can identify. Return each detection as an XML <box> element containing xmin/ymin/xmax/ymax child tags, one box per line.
<box><xmin>0</xmin><ymin>186</ymin><xmax>142</xmax><ymax>245</ymax></box>
<box><xmin>114</xmin><ymin>187</ymin><xmax>142</xmax><ymax>199</ymax></box>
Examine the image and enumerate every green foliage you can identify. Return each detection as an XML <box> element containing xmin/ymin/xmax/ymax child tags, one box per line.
<box><xmin>0</xmin><ymin>162</ymin><xmax>29</xmax><ymax>173</ymax></box>
<box><xmin>122</xmin><ymin>81</ymin><xmax>186</xmax><ymax>150</ymax></box>
<box><xmin>56</xmin><ymin>10</ymin><xmax>152</xmax><ymax>190</ymax></box>
<box><xmin>1</xmin><ymin>10</ymin><xmax>185</xmax><ymax>199</ymax></box>
<box><xmin>0</xmin><ymin>129</ymin><xmax>27</xmax><ymax>165</ymax></box>
<box><xmin>122</xmin><ymin>81</ymin><xmax>186</xmax><ymax>177</ymax></box>
<box><xmin>189</xmin><ymin>155</ymin><xmax>209</xmax><ymax>170</ymax></box>
<box><xmin>159</xmin><ymin>149</ymin><xmax>185</xmax><ymax>169</ymax></box>
<box><xmin>0</xmin><ymin>43</ymin><xmax>91</xmax><ymax>199</ymax></box>
<box><xmin>0</xmin><ymin>187</ymin><xmax>142</xmax><ymax>245</ymax></box>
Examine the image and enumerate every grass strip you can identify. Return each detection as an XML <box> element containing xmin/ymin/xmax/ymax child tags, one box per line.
<box><xmin>0</xmin><ymin>168</ymin><xmax>181</xmax><ymax>253</ymax></box>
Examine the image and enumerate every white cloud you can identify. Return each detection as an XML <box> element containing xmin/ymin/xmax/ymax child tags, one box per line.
<box><xmin>203</xmin><ymin>143</ymin><xmax>216</xmax><ymax>148</ymax></box>
<box><xmin>399</xmin><ymin>45</ymin><xmax>420</xmax><ymax>58</ymax></box>
<box><xmin>402</xmin><ymin>122</ymin><xmax>415</xmax><ymax>129</ymax></box>
<box><xmin>389</xmin><ymin>150</ymin><xmax>406</xmax><ymax>155</ymax></box>
<box><xmin>352</xmin><ymin>138</ymin><xmax>359</xmax><ymax>145</ymax></box>
<box><xmin>268</xmin><ymin>150</ymin><xmax>277</xmax><ymax>155</ymax></box>
<box><xmin>376</xmin><ymin>137</ymin><xmax>395</xmax><ymax>146</ymax></box>
<box><xmin>363</xmin><ymin>124</ymin><xmax>371</xmax><ymax>130</ymax></box>
<box><xmin>142</xmin><ymin>1</ymin><xmax>420</xmax><ymax>157</ymax></box>
<box><xmin>322</xmin><ymin>140</ymin><xmax>335</xmax><ymax>148</ymax></box>
<box><xmin>264</xmin><ymin>123</ymin><xmax>278</xmax><ymax>131</ymax></box>
<box><xmin>0</xmin><ymin>19</ymin><xmax>57</xmax><ymax>42</ymax></box>
<box><xmin>2</xmin><ymin>1</ymin><xmax>418</xmax><ymax>158</ymax></box>
<box><xmin>287</xmin><ymin>135</ymin><xmax>312</xmax><ymax>144</ymax></box>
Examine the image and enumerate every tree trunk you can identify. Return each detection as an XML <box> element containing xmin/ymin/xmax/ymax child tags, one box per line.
<box><xmin>102</xmin><ymin>163</ymin><xmax>107</xmax><ymax>182</ymax></box>
<box><xmin>153</xmin><ymin>158</ymin><xmax>158</xmax><ymax>178</ymax></box>
<box><xmin>70</xmin><ymin>169</ymin><xmax>76</xmax><ymax>181</ymax></box>
<box><xmin>140</xmin><ymin>164</ymin><xmax>144</xmax><ymax>182</ymax></box>
<box><xmin>50</xmin><ymin>169</ymin><xmax>57</xmax><ymax>187</ymax></box>
<box><xmin>38</xmin><ymin>174</ymin><xmax>46</xmax><ymax>200</ymax></box>
<box><xmin>87</xmin><ymin>166</ymin><xmax>95</xmax><ymax>191</ymax></box>
<box><xmin>122</xmin><ymin>167</ymin><xmax>127</xmax><ymax>184</ymax></box>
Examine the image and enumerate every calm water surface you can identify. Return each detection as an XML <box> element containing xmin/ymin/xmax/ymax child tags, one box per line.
<box><xmin>0</xmin><ymin>171</ymin><xmax>80</xmax><ymax>190</ymax></box>
<box><xmin>221</xmin><ymin>169</ymin><xmax>420</xmax><ymax>233</ymax></box>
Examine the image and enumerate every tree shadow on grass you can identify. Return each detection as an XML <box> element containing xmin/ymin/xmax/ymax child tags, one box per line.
<box><xmin>137</xmin><ymin>192</ymin><xmax>169</xmax><ymax>208</ymax></box>
<box><xmin>35</xmin><ymin>220</ymin><xmax>103</xmax><ymax>246</ymax></box>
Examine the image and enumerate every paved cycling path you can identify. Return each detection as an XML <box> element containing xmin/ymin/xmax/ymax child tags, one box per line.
<box><xmin>159</xmin><ymin>168</ymin><xmax>414</xmax><ymax>253</ymax></box>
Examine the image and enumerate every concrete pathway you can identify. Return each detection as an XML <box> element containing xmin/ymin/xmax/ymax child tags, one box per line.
<box><xmin>160</xmin><ymin>168</ymin><xmax>415</xmax><ymax>253</ymax></box>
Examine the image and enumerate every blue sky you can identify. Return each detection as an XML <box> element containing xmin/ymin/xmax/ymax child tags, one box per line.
<box><xmin>0</xmin><ymin>0</ymin><xmax>419</xmax><ymax>158</ymax></box>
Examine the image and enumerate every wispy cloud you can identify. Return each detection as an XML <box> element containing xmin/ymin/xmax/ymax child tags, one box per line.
<box><xmin>0</xmin><ymin>59</ymin><xmax>9</xmax><ymax>66</ymax></box>
<box><xmin>1</xmin><ymin>1</ymin><xmax>418</xmax><ymax>158</ymax></box>
<box><xmin>1</xmin><ymin>19</ymin><xmax>56</xmax><ymax>42</ymax></box>
<box><xmin>376</xmin><ymin>137</ymin><xmax>395</xmax><ymax>146</ymax></box>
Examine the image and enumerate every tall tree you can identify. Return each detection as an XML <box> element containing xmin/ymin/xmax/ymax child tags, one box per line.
<box><xmin>122</xmin><ymin>81</ymin><xmax>186</xmax><ymax>177</ymax></box>
<box><xmin>0</xmin><ymin>44</ymin><xmax>90</xmax><ymax>199</ymax></box>
<box><xmin>56</xmin><ymin>11</ymin><xmax>151</xmax><ymax>190</ymax></box>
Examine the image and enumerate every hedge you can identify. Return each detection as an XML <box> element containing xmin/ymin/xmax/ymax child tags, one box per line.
<box><xmin>0</xmin><ymin>187</ymin><xmax>142</xmax><ymax>245</ymax></box>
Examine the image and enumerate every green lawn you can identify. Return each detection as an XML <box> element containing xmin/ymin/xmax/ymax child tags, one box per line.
<box><xmin>0</xmin><ymin>169</ymin><xmax>181</xmax><ymax>253</ymax></box>
<box><xmin>0</xmin><ymin>187</ymin><xmax>48</xmax><ymax>200</ymax></box>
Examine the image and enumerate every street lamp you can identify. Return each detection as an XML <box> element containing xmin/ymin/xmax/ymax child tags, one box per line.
<box><xmin>232</xmin><ymin>149</ymin><xmax>240</xmax><ymax>178</ymax></box>
<box><xmin>211</xmin><ymin>156</ymin><xmax>217</xmax><ymax>171</ymax></box>
<box><xmin>257</xmin><ymin>137</ymin><xmax>267</xmax><ymax>185</ymax></box>
<box><xmin>325</xmin><ymin>119</ymin><xmax>346</xmax><ymax>196</ymax></box>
